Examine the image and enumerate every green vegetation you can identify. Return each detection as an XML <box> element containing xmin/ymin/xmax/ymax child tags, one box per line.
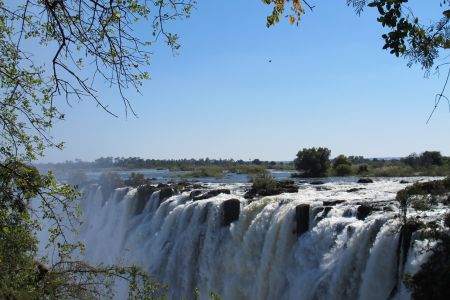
<box><xmin>180</xmin><ymin>166</ymin><xmax>225</xmax><ymax>178</ymax></box>
<box><xmin>396</xmin><ymin>177</ymin><xmax>450</xmax><ymax>224</ymax></box>
<box><xmin>43</xmin><ymin>149</ymin><xmax>450</xmax><ymax>180</ymax></box>
<box><xmin>245</xmin><ymin>171</ymin><xmax>298</xmax><ymax>199</ymax></box>
<box><xmin>394</xmin><ymin>177</ymin><xmax>450</xmax><ymax>299</ymax></box>
<box><xmin>294</xmin><ymin>147</ymin><xmax>331</xmax><ymax>178</ymax></box>
<box><xmin>406</xmin><ymin>234</ymin><xmax>450</xmax><ymax>300</ymax></box>
<box><xmin>0</xmin><ymin>0</ymin><xmax>194</xmax><ymax>297</ymax></box>
<box><xmin>266</xmin><ymin>1</ymin><xmax>450</xmax><ymax>74</ymax></box>
<box><xmin>250</xmin><ymin>171</ymin><xmax>278</xmax><ymax>193</ymax></box>
<box><xmin>332</xmin><ymin>155</ymin><xmax>353</xmax><ymax>176</ymax></box>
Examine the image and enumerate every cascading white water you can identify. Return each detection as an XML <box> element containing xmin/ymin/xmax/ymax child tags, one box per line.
<box><xmin>71</xmin><ymin>179</ymin><xmax>443</xmax><ymax>300</ymax></box>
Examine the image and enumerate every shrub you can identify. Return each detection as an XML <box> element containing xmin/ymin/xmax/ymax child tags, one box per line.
<box><xmin>230</xmin><ymin>164</ymin><xmax>266</xmax><ymax>174</ymax></box>
<box><xmin>357</xmin><ymin>164</ymin><xmax>369</xmax><ymax>174</ymax></box>
<box><xmin>250</xmin><ymin>171</ymin><xmax>278</xmax><ymax>192</ymax></box>
<box><xmin>334</xmin><ymin>164</ymin><xmax>353</xmax><ymax>176</ymax></box>
<box><xmin>182</xmin><ymin>166</ymin><xmax>224</xmax><ymax>178</ymax></box>
<box><xmin>372</xmin><ymin>165</ymin><xmax>414</xmax><ymax>177</ymax></box>
<box><xmin>332</xmin><ymin>155</ymin><xmax>353</xmax><ymax>176</ymax></box>
<box><xmin>411</xmin><ymin>197</ymin><xmax>432</xmax><ymax>211</ymax></box>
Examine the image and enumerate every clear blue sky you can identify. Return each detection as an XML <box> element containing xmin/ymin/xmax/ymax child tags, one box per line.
<box><xmin>42</xmin><ymin>1</ymin><xmax>450</xmax><ymax>162</ymax></box>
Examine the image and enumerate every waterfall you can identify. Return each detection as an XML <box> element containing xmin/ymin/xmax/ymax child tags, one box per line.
<box><xmin>70</xmin><ymin>180</ymin><xmax>441</xmax><ymax>300</ymax></box>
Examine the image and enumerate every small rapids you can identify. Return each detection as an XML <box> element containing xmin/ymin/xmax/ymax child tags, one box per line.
<box><xmin>70</xmin><ymin>178</ymin><xmax>445</xmax><ymax>299</ymax></box>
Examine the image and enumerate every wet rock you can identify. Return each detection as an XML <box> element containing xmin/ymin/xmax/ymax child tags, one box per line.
<box><xmin>194</xmin><ymin>189</ymin><xmax>231</xmax><ymax>200</ymax></box>
<box><xmin>357</xmin><ymin>178</ymin><xmax>374</xmax><ymax>184</ymax></box>
<box><xmin>357</xmin><ymin>204</ymin><xmax>373</xmax><ymax>220</ymax></box>
<box><xmin>244</xmin><ymin>180</ymin><xmax>298</xmax><ymax>199</ymax></box>
<box><xmin>310</xmin><ymin>180</ymin><xmax>325</xmax><ymax>185</ymax></box>
<box><xmin>444</xmin><ymin>212</ymin><xmax>450</xmax><ymax>228</ymax></box>
<box><xmin>244</xmin><ymin>190</ymin><xmax>257</xmax><ymax>199</ymax></box>
<box><xmin>443</xmin><ymin>195</ymin><xmax>450</xmax><ymax>206</ymax></box>
<box><xmin>323</xmin><ymin>206</ymin><xmax>332</xmax><ymax>217</ymax></box>
<box><xmin>316</xmin><ymin>186</ymin><xmax>332</xmax><ymax>191</ymax></box>
<box><xmin>159</xmin><ymin>187</ymin><xmax>174</xmax><ymax>201</ymax></box>
<box><xmin>347</xmin><ymin>187</ymin><xmax>365</xmax><ymax>193</ymax></box>
<box><xmin>313</xmin><ymin>206</ymin><xmax>333</xmax><ymax>223</ymax></box>
<box><xmin>323</xmin><ymin>200</ymin><xmax>345</xmax><ymax>206</ymax></box>
<box><xmin>383</xmin><ymin>206</ymin><xmax>395</xmax><ymax>212</ymax></box>
<box><xmin>222</xmin><ymin>199</ymin><xmax>240</xmax><ymax>226</ymax></box>
<box><xmin>400</xmin><ymin>180</ymin><xmax>410</xmax><ymax>184</ymax></box>
<box><xmin>135</xmin><ymin>185</ymin><xmax>156</xmax><ymax>215</ymax></box>
<box><xmin>189</xmin><ymin>190</ymin><xmax>203</xmax><ymax>199</ymax></box>
<box><xmin>295</xmin><ymin>204</ymin><xmax>310</xmax><ymax>237</ymax></box>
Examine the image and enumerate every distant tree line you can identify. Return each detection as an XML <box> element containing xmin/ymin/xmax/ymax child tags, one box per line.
<box><xmin>293</xmin><ymin>148</ymin><xmax>450</xmax><ymax>178</ymax></box>
<box><xmin>39</xmin><ymin>157</ymin><xmax>292</xmax><ymax>171</ymax></box>
<box><xmin>40</xmin><ymin>149</ymin><xmax>450</xmax><ymax>179</ymax></box>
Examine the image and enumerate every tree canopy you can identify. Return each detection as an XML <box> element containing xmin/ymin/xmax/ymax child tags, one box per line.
<box><xmin>294</xmin><ymin>147</ymin><xmax>331</xmax><ymax>177</ymax></box>
<box><xmin>263</xmin><ymin>0</ymin><xmax>450</xmax><ymax>120</ymax></box>
<box><xmin>0</xmin><ymin>0</ymin><xmax>192</xmax><ymax>298</ymax></box>
<box><xmin>264</xmin><ymin>1</ymin><xmax>450</xmax><ymax>70</ymax></box>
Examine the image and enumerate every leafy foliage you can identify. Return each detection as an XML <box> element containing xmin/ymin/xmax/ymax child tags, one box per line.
<box><xmin>0</xmin><ymin>0</ymin><xmax>194</xmax><ymax>298</ymax></box>
<box><xmin>264</xmin><ymin>0</ymin><xmax>450</xmax><ymax>72</ymax></box>
<box><xmin>332</xmin><ymin>154</ymin><xmax>353</xmax><ymax>176</ymax></box>
<box><xmin>294</xmin><ymin>147</ymin><xmax>331</xmax><ymax>177</ymax></box>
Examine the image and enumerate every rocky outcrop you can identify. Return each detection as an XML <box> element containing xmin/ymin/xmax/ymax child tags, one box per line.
<box><xmin>159</xmin><ymin>187</ymin><xmax>174</xmax><ymax>201</ymax></box>
<box><xmin>194</xmin><ymin>189</ymin><xmax>231</xmax><ymax>201</ymax></box>
<box><xmin>356</xmin><ymin>204</ymin><xmax>373</xmax><ymax>220</ymax></box>
<box><xmin>323</xmin><ymin>200</ymin><xmax>346</xmax><ymax>206</ymax></box>
<box><xmin>357</xmin><ymin>178</ymin><xmax>374</xmax><ymax>184</ymax></box>
<box><xmin>347</xmin><ymin>187</ymin><xmax>365</xmax><ymax>193</ymax></box>
<box><xmin>134</xmin><ymin>185</ymin><xmax>156</xmax><ymax>215</ymax></box>
<box><xmin>295</xmin><ymin>204</ymin><xmax>310</xmax><ymax>237</ymax></box>
<box><xmin>222</xmin><ymin>199</ymin><xmax>240</xmax><ymax>226</ymax></box>
<box><xmin>244</xmin><ymin>180</ymin><xmax>298</xmax><ymax>199</ymax></box>
<box><xmin>189</xmin><ymin>190</ymin><xmax>203</xmax><ymax>199</ymax></box>
<box><xmin>310</xmin><ymin>180</ymin><xmax>325</xmax><ymax>185</ymax></box>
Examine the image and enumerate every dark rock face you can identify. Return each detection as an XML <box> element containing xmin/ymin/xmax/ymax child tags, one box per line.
<box><xmin>244</xmin><ymin>180</ymin><xmax>298</xmax><ymax>199</ymax></box>
<box><xmin>316</xmin><ymin>186</ymin><xmax>332</xmax><ymax>191</ymax></box>
<box><xmin>357</xmin><ymin>204</ymin><xmax>373</xmax><ymax>220</ymax></box>
<box><xmin>357</xmin><ymin>178</ymin><xmax>374</xmax><ymax>184</ymax></box>
<box><xmin>323</xmin><ymin>200</ymin><xmax>346</xmax><ymax>206</ymax></box>
<box><xmin>159</xmin><ymin>187</ymin><xmax>174</xmax><ymax>201</ymax></box>
<box><xmin>347</xmin><ymin>187</ymin><xmax>365</xmax><ymax>193</ymax></box>
<box><xmin>295</xmin><ymin>204</ymin><xmax>310</xmax><ymax>237</ymax></box>
<box><xmin>310</xmin><ymin>181</ymin><xmax>325</xmax><ymax>185</ymax></box>
<box><xmin>194</xmin><ymin>189</ymin><xmax>231</xmax><ymax>201</ymax></box>
<box><xmin>135</xmin><ymin>185</ymin><xmax>156</xmax><ymax>215</ymax></box>
<box><xmin>443</xmin><ymin>195</ymin><xmax>450</xmax><ymax>206</ymax></box>
<box><xmin>222</xmin><ymin>199</ymin><xmax>240</xmax><ymax>226</ymax></box>
<box><xmin>312</xmin><ymin>206</ymin><xmax>333</xmax><ymax>223</ymax></box>
<box><xmin>189</xmin><ymin>190</ymin><xmax>203</xmax><ymax>199</ymax></box>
